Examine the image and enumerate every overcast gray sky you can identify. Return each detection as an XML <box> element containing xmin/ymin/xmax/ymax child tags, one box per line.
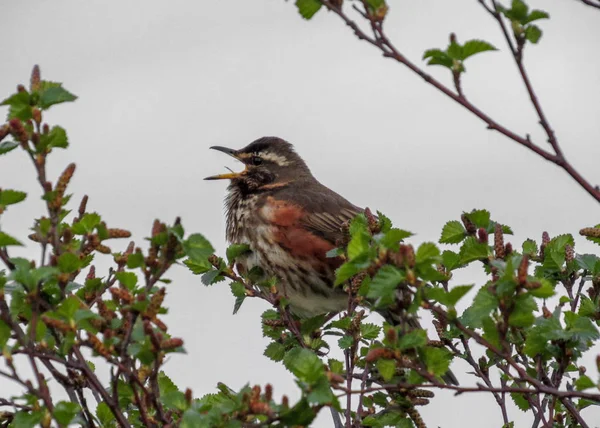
<box><xmin>1</xmin><ymin>0</ymin><xmax>600</xmax><ymax>426</ymax></box>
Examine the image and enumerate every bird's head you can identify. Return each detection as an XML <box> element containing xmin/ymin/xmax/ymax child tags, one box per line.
<box><xmin>205</xmin><ymin>137</ymin><xmax>311</xmax><ymax>193</ymax></box>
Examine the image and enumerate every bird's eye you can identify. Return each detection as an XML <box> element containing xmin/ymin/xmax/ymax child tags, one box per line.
<box><xmin>251</xmin><ymin>156</ymin><xmax>263</xmax><ymax>166</ymax></box>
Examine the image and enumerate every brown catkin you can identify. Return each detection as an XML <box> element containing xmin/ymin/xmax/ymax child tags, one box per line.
<box><xmin>540</xmin><ymin>231</ymin><xmax>550</xmax><ymax>259</ymax></box>
<box><xmin>30</xmin><ymin>65</ymin><xmax>41</xmax><ymax>91</ymax></box>
<box><xmin>494</xmin><ymin>224</ymin><xmax>505</xmax><ymax>259</ymax></box>
<box><xmin>518</xmin><ymin>255</ymin><xmax>528</xmax><ymax>285</ymax></box>
<box><xmin>161</xmin><ymin>338</ymin><xmax>184</xmax><ymax>350</ymax></box>
<box><xmin>461</xmin><ymin>214</ymin><xmax>476</xmax><ymax>235</ymax></box>
<box><xmin>565</xmin><ymin>244</ymin><xmax>574</xmax><ymax>263</ymax></box>
<box><xmin>580</xmin><ymin>227</ymin><xmax>600</xmax><ymax>238</ymax></box>
<box><xmin>107</xmin><ymin>228</ymin><xmax>132</xmax><ymax>239</ymax></box>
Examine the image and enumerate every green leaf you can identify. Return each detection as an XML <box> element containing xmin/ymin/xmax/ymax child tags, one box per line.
<box><xmin>524</xmin><ymin>316</ymin><xmax>561</xmax><ymax>357</ymax></box>
<box><xmin>482</xmin><ymin>317</ymin><xmax>501</xmax><ymax>348</ymax></box>
<box><xmin>232</xmin><ymin>296</ymin><xmax>245</xmax><ymax>315</ymax></box>
<box><xmin>58</xmin><ymin>252</ymin><xmax>81</xmax><ymax>273</ymax></box>
<box><xmin>397</xmin><ymin>329</ymin><xmax>427</xmax><ymax>350</ymax></box>
<box><xmin>295</xmin><ymin>0</ymin><xmax>322</xmax><ymax>19</ymax></box>
<box><xmin>329</xmin><ymin>358</ymin><xmax>344</xmax><ymax>374</ymax></box>
<box><xmin>465</xmin><ymin>209</ymin><xmax>490</xmax><ymax>228</ymax></box>
<box><xmin>71</xmin><ymin>212</ymin><xmax>101</xmax><ymax>234</ymax></box>
<box><xmin>39</xmin><ymin>85</ymin><xmax>77</xmax><ymax>109</ymax></box>
<box><xmin>508</xmin><ymin>294</ymin><xmax>537</xmax><ymax>327</ymax></box>
<box><xmin>307</xmin><ymin>377</ymin><xmax>335</xmax><ymax>405</ymax></box>
<box><xmin>280</xmin><ymin>398</ymin><xmax>317</xmax><ymax>426</ymax></box>
<box><xmin>0</xmin><ymin>231</ymin><xmax>22</xmax><ymax>246</ymax></box>
<box><xmin>334</xmin><ymin>259</ymin><xmax>365</xmax><ymax>286</ymax></box>
<box><xmin>461</xmin><ymin>285</ymin><xmax>499</xmax><ymax>328</ymax></box>
<box><xmin>510</xmin><ymin>0</ymin><xmax>529</xmax><ymax>20</ymax></box>
<box><xmin>377</xmin><ymin>211</ymin><xmax>393</xmax><ymax>233</ymax></box>
<box><xmin>1</xmin><ymin>91</ymin><xmax>32</xmax><ymax>121</ymax></box>
<box><xmin>365</xmin><ymin>0</ymin><xmax>385</xmax><ymax>9</ymax></box>
<box><xmin>180</xmin><ymin>410</ymin><xmax>203</xmax><ymax>428</ymax></box>
<box><xmin>348</xmin><ymin>230</ymin><xmax>370</xmax><ymax>260</ymax></box>
<box><xmin>283</xmin><ymin>347</ymin><xmax>324</xmax><ymax>383</ymax></box>
<box><xmin>0</xmin><ymin>141</ymin><xmax>19</xmax><ymax>155</ymax></box>
<box><xmin>446</xmin><ymin>42</ymin><xmax>463</xmax><ymax>60</ymax></box>
<box><xmin>158</xmin><ymin>371</ymin><xmax>179</xmax><ymax>395</ymax></box>
<box><xmin>523</xmin><ymin>9</ymin><xmax>549</xmax><ymax>24</ymax></box>
<box><xmin>115</xmin><ymin>272</ymin><xmax>137</xmax><ymax>290</ymax></box>
<box><xmin>183</xmin><ymin>234</ymin><xmax>214</xmax><ymax>262</ymax></box>
<box><xmin>525</xmin><ymin>25</ymin><xmax>542</xmax><ymax>44</ymax></box>
<box><xmin>376</xmin><ymin>359</ymin><xmax>396</xmax><ymax>381</ymax></box>
<box><xmin>226</xmin><ymin>243</ymin><xmax>250</xmax><ymax>263</ymax></box>
<box><xmin>41</xmin><ymin>125</ymin><xmax>69</xmax><ymax>149</ymax></box>
<box><xmin>363</xmin><ymin>414</ymin><xmax>413</xmax><ymax>428</ymax></box>
<box><xmin>416</xmin><ymin>242</ymin><xmax>440</xmax><ymax>263</ymax></box>
<box><xmin>229</xmin><ymin>281</ymin><xmax>246</xmax><ymax>298</ymax></box>
<box><xmin>0</xmin><ymin>320</ymin><xmax>10</xmax><ymax>348</ymax></box>
<box><xmin>338</xmin><ymin>335</ymin><xmax>353</xmax><ymax>349</ymax></box>
<box><xmin>439</xmin><ymin>220</ymin><xmax>466</xmax><ymax>244</ymax></box>
<box><xmin>379</xmin><ymin>228</ymin><xmax>412</xmax><ymax>250</ymax></box>
<box><xmin>528</xmin><ymin>279</ymin><xmax>555</xmax><ymax>298</ymax></box>
<box><xmin>522</xmin><ymin>239</ymin><xmax>538</xmax><ymax>256</ymax></box>
<box><xmin>575</xmin><ymin>375</ymin><xmax>596</xmax><ymax>391</ymax></box>
<box><xmin>366</xmin><ymin>265</ymin><xmax>405</xmax><ymax>306</ymax></box>
<box><xmin>57</xmin><ymin>296</ymin><xmax>82</xmax><ymax>320</ymax></box>
<box><xmin>11</xmin><ymin>411</ymin><xmax>43</xmax><ymax>428</ymax></box>
<box><xmin>95</xmin><ymin>402</ymin><xmax>115</xmax><ymax>426</ymax></box>
<box><xmin>74</xmin><ymin>308</ymin><xmax>101</xmax><ymax>323</ymax></box>
<box><xmin>201</xmin><ymin>269</ymin><xmax>224</xmax><ymax>285</ymax></box>
<box><xmin>442</xmin><ymin>250</ymin><xmax>462</xmax><ymax>270</ymax></box>
<box><xmin>459</xmin><ymin>237</ymin><xmax>490</xmax><ymax>264</ymax></box>
<box><xmin>422</xmin><ymin>347</ymin><xmax>452</xmax><ymax>377</ymax></box>
<box><xmin>184</xmin><ymin>258</ymin><xmax>212</xmax><ymax>274</ymax></box>
<box><xmin>264</xmin><ymin>342</ymin><xmax>286</xmax><ymax>362</ymax></box>
<box><xmin>461</xmin><ymin>40</ymin><xmax>497</xmax><ymax>59</ymax></box>
<box><xmin>565</xmin><ymin>313</ymin><xmax>600</xmax><ymax>342</ymax></box>
<box><xmin>510</xmin><ymin>390</ymin><xmax>530</xmax><ymax>411</ymax></box>
<box><xmin>426</xmin><ymin>284</ymin><xmax>473</xmax><ymax>307</ymax></box>
<box><xmin>423</xmin><ymin>49</ymin><xmax>453</xmax><ymax>68</ymax></box>
<box><xmin>360</xmin><ymin>323</ymin><xmax>381</xmax><ymax>340</ymax></box>
<box><xmin>0</xmin><ymin>189</ymin><xmax>26</xmax><ymax>206</ymax></box>
<box><xmin>578</xmin><ymin>296</ymin><xmax>596</xmax><ymax>318</ymax></box>
<box><xmin>576</xmin><ymin>254</ymin><xmax>600</xmax><ymax>274</ymax></box>
<box><xmin>126</xmin><ymin>252</ymin><xmax>145</xmax><ymax>269</ymax></box>
<box><xmin>53</xmin><ymin>401</ymin><xmax>80</xmax><ymax>426</ymax></box>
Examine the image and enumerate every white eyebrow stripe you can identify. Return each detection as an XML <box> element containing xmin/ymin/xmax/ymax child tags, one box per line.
<box><xmin>260</xmin><ymin>151</ymin><xmax>290</xmax><ymax>166</ymax></box>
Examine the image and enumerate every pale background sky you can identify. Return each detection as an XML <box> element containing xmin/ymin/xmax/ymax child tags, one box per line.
<box><xmin>1</xmin><ymin>0</ymin><xmax>599</xmax><ymax>426</ymax></box>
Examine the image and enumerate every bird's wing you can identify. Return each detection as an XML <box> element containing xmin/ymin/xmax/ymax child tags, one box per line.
<box><xmin>282</xmin><ymin>183</ymin><xmax>363</xmax><ymax>246</ymax></box>
<box><xmin>300</xmin><ymin>206</ymin><xmax>362</xmax><ymax>246</ymax></box>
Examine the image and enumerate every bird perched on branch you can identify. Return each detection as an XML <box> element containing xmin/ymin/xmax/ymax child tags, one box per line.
<box><xmin>205</xmin><ymin>136</ymin><xmax>457</xmax><ymax>385</ymax></box>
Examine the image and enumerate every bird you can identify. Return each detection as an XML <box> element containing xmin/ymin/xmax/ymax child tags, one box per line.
<box><xmin>205</xmin><ymin>136</ymin><xmax>458</xmax><ymax>385</ymax></box>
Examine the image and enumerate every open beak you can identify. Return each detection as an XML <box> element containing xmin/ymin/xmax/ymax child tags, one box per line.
<box><xmin>204</xmin><ymin>146</ymin><xmax>246</xmax><ymax>180</ymax></box>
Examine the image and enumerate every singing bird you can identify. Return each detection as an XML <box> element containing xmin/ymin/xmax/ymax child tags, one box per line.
<box><xmin>205</xmin><ymin>136</ymin><xmax>457</xmax><ymax>385</ymax></box>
